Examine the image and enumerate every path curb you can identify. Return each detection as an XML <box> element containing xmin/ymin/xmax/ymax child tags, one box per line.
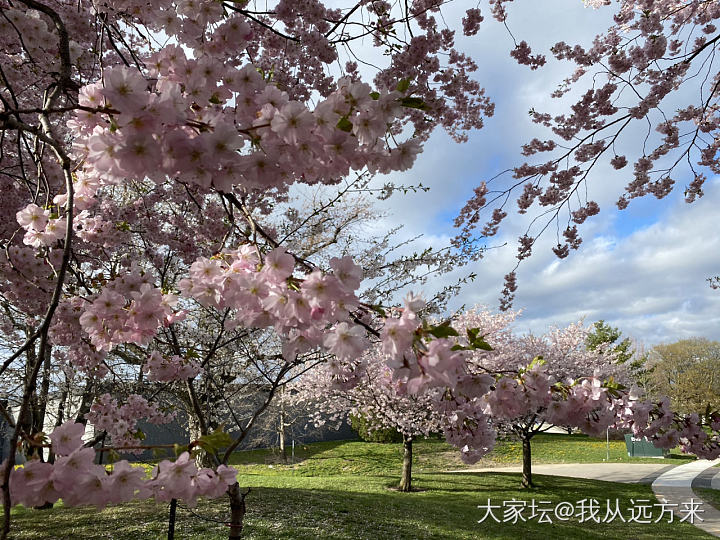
<box><xmin>652</xmin><ymin>459</ymin><xmax>720</xmax><ymax>538</ymax></box>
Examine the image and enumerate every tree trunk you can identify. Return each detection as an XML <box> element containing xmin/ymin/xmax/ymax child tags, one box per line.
<box><xmin>74</xmin><ymin>378</ymin><xmax>95</xmax><ymax>425</ymax></box>
<box><xmin>21</xmin><ymin>343</ymin><xmax>42</xmax><ymax>461</ymax></box>
<box><xmin>399</xmin><ymin>435</ymin><xmax>413</xmax><ymax>492</ymax></box>
<box><xmin>278</xmin><ymin>390</ymin><xmax>286</xmax><ymax>463</ymax></box>
<box><xmin>48</xmin><ymin>386</ymin><xmax>69</xmax><ymax>464</ymax></box>
<box><xmin>167</xmin><ymin>498</ymin><xmax>177</xmax><ymax>540</ymax></box>
<box><xmin>188</xmin><ymin>416</ymin><xmax>215</xmax><ymax>468</ymax></box>
<box><xmin>521</xmin><ymin>435</ymin><xmax>533</xmax><ymax>488</ymax></box>
<box><xmin>227</xmin><ymin>483</ymin><xmax>248</xmax><ymax>540</ymax></box>
<box><xmin>35</xmin><ymin>345</ymin><xmax>52</xmax><ymax>442</ymax></box>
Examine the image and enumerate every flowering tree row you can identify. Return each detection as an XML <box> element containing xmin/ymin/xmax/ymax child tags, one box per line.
<box><xmin>294</xmin><ymin>301</ymin><xmax>720</xmax><ymax>491</ymax></box>
<box><xmin>0</xmin><ymin>0</ymin><xmax>718</xmax><ymax>538</ymax></box>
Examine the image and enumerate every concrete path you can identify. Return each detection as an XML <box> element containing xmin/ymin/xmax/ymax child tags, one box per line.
<box><xmin>454</xmin><ymin>461</ymin><xmax>720</xmax><ymax>537</ymax></box>
<box><xmin>453</xmin><ymin>462</ymin><xmax>675</xmax><ymax>484</ymax></box>
<box><xmin>652</xmin><ymin>459</ymin><xmax>720</xmax><ymax>537</ymax></box>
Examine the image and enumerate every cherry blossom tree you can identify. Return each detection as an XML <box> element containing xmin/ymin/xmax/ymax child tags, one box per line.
<box><xmin>0</xmin><ymin>0</ymin><xmax>496</xmax><ymax>535</ymax></box>
<box><xmin>465</xmin><ymin>319</ymin><xmax>626</xmax><ymax>488</ymax></box>
<box><xmin>291</xmin><ymin>345</ymin><xmax>444</xmax><ymax>492</ymax></box>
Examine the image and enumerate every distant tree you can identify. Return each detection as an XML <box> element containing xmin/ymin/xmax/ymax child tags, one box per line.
<box><xmin>349</xmin><ymin>414</ymin><xmax>402</xmax><ymax>444</ymax></box>
<box><xmin>648</xmin><ymin>338</ymin><xmax>720</xmax><ymax>414</ymax></box>
<box><xmin>586</xmin><ymin>320</ymin><xmax>634</xmax><ymax>364</ymax></box>
<box><xmin>467</xmin><ymin>320</ymin><xmax>624</xmax><ymax>488</ymax></box>
<box><xmin>291</xmin><ymin>346</ymin><xmax>444</xmax><ymax>493</ymax></box>
<box><xmin>626</xmin><ymin>342</ymin><xmax>655</xmax><ymax>396</ymax></box>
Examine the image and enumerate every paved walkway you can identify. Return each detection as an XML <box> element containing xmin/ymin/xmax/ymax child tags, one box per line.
<box><xmin>651</xmin><ymin>459</ymin><xmax>720</xmax><ymax>537</ymax></box>
<box><xmin>454</xmin><ymin>462</ymin><xmax>675</xmax><ymax>484</ymax></box>
<box><xmin>454</xmin><ymin>461</ymin><xmax>720</xmax><ymax>537</ymax></box>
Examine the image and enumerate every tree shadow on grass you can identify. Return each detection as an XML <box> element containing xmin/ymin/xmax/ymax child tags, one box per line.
<box><xmin>237</xmin><ymin>478</ymin><xmax>711</xmax><ymax>540</ymax></box>
<box><xmin>5</xmin><ymin>473</ymin><xmax>712</xmax><ymax>540</ymax></box>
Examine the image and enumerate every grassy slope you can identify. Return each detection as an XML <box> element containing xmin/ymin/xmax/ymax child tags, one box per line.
<box><xmin>694</xmin><ymin>488</ymin><xmax>720</xmax><ymax>512</ymax></box>
<box><xmin>227</xmin><ymin>434</ymin><xmax>694</xmax><ymax>474</ymax></box>
<box><xmin>6</xmin><ymin>435</ymin><xmax>709</xmax><ymax>539</ymax></box>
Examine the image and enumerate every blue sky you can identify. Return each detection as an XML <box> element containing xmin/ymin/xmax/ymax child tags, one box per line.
<box><xmin>356</xmin><ymin>1</ymin><xmax>720</xmax><ymax>347</ymax></box>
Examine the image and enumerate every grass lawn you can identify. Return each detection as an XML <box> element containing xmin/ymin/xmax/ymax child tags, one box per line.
<box><xmin>445</xmin><ymin>432</ymin><xmax>693</xmax><ymax>470</ymax></box>
<box><xmin>5</xmin><ymin>435</ymin><xmax>709</xmax><ymax>539</ymax></box>
<box><xmin>694</xmin><ymin>488</ymin><xmax>720</xmax><ymax>511</ymax></box>
<box><xmin>226</xmin><ymin>433</ymin><xmax>693</xmax><ymax>475</ymax></box>
<box><xmin>7</xmin><ymin>472</ymin><xmax>713</xmax><ymax>539</ymax></box>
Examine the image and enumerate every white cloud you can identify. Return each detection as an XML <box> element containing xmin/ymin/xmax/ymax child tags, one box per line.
<box><xmin>454</xmin><ymin>177</ymin><xmax>720</xmax><ymax>345</ymax></box>
<box><xmin>331</xmin><ymin>1</ymin><xmax>720</xmax><ymax>347</ymax></box>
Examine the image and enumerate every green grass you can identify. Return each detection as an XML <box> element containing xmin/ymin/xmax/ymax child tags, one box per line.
<box><xmin>227</xmin><ymin>434</ymin><xmax>693</xmax><ymax>476</ymax></box>
<box><xmin>693</xmin><ymin>488</ymin><xmax>720</xmax><ymax>511</ymax></box>
<box><xmin>4</xmin><ymin>436</ymin><xmax>707</xmax><ymax>539</ymax></box>
<box><xmin>7</xmin><ymin>472</ymin><xmax>712</xmax><ymax>539</ymax></box>
<box><xmin>461</xmin><ymin>433</ymin><xmax>694</xmax><ymax>469</ymax></box>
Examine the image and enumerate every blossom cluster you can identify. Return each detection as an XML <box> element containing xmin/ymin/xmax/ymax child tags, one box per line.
<box><xmin>70</xmin><ymin>58</ymin><xmax>422</xmax><ymax>202</ymax></box>
<box><xmin>144</xmin><ymin>351</ymin><xmax>202</xmax><ymax>382</ymax></box>
<box><xmin>77</xmin><ymin>266</ymin><xmax>178</xmax><ymax>351</ymax></box>
<box><xmin>177</xmin><ymin>246</ymin><xmax>369</xmax><ymax>370</ymax></box>
<box><xmin>85</xmin><ymin>394</ymin><xmax>173</xmax><ymax>452</ymax></box>
<box><xmin>620</xmin><ymin>394</ymin><xmax>720</xmax><ymax>459</ymax></box>
<box><xmin>381</xmin><ymin>294</ymin><xmax>470</xmax><ymax>393</ymax></box>
<box><xmin>15</xmin><ymin>204</ymin><xmax>67</xmax><ymax>248</ymax></box>
<box><xmin>4</xmin><ymin>422</ymin><xmax>236</xmax><ymax>509</ymax></box>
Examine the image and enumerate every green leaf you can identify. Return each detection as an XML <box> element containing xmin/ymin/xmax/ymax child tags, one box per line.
<box><xmin>369</xmin><ymin>91</ymin><xmax>380</xmax><ymax>100</ymax></box>
<box><xmin>396</xmin><ymin>79</ymin><xmax>410</xmax><ymax>93</ymax></box>
<box><xmin>400</xmin><ymin>97</ymin><xmax>428</xmax><ymax>110</ymax></box>
<box><xmin>106</xmin><ymin>450</ymin><xmax>120</xmax><ymax>464</ymax></box>
<box><xmin>470</xmin><ymin>336</ymin><xmax>492</xmax><ymax>351</ymax></box>
<box><xmin>336</xmin><ymin>116</ymin><xmax>353</xmax><ymax>132</ymax></box>
<box><xmin>428</xmin><ymin>322</ymin><xmax>459</xmax><ymax>339</ymax></box>
<box><xmin>174</xmin><ymin>443</ymin><xmax>189</xmax><ymax>456</ymax></box>
<box><xmin>528</xmin><ymin>355</ymin><xmax>545</xmax><ymax>369</ymax></box>
<box><xmin>197</xmin><ymin>426</ymin><xmax>234</xmax><ymax>453</ymax></box>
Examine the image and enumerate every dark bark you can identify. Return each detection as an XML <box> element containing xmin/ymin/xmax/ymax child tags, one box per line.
<box><xmin>227</xmin><ymin>483</ymin><xmax>249</xmax><ymax>540</ymax></box>
<box><xmin>399</xmin><ymin>434</ymin><xmax>413</xmax><ymax>492</ymax></box>
<box><xmin>48</xmin><ymin>386</ymin><xmax>69</xmax><ymax>464</ymax></box>
<box><xmin>167</xmin><ymin>499</ymin><xmax>177</xmax><ymax>540</ymax></box>
<box><xmin>521</xmin><ymin>435</ymin><xmax>534</xmax><ymax>488</ymax></box>
<box><xmin>73</xmin><ymin>378</ymin><xmax>95</xmax><ymax>425</ymax></box>
<box><xmin>36</xmin><ymin>345</ymin><xmax>52</xmax><ymax>439</ymax></box>
<box><xmin>19</xmin><ymin>342</ymin><xmax>42</xmax><ymax>461</ymax></box>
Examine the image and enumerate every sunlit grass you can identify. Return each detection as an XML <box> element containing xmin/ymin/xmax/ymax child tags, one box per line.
<box><xmin>694</xmin><ymin>487</ymin><xmax>720</xmax><ymax>512</ymax></box>
<box><xmin>228</xmin><ymin>434</ymin><xmax>694</xmax><ymax>476</ymax></box>
<box><xmin>4</xmin><ymin>435</ymin><xmax>705</xmax><ymax>539</ymax></box>
<box><xmin>7</xmin><ymin>472</ymin><xmax>712</xmax><ymax>539</ymax></box>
